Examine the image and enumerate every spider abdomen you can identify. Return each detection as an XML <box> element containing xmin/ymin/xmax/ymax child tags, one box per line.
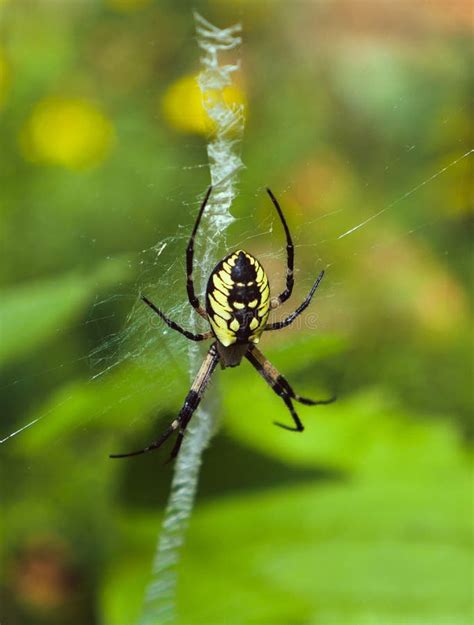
<box><xmin>206</xmin><ymin>250</ymin><xmax>270</xmax><ymax>347</ymax></box>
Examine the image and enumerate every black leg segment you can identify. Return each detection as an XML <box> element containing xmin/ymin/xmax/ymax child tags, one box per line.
<box><xmin>186</xmin><ymin>186</ymin><xmax>213</xmax><ymax>318</ymax></box>
<box><xmin>110</xmin><ymin>343</ymin><xmax>220</xmax><ymax>460</ymax></box>
<box><xmin>266</xmin><ymin>188</ymin><xmax>294</xmax><ymax>307</ymax></box>
<box><xmin>246</xmin><ymin>345</ymin><xmax>335</xmax><ymax>432</ymax></box>
<box><xmin>265</xmin><ymin>270</ymin><xmax>325</xmax><ymax>331</ymax></box>
<box><xmin>141</xmin><ymin>296</ymin><xmax>211</xmax><ymax>342</ymax></box>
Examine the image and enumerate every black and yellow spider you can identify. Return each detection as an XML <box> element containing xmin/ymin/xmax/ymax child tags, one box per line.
<box><xmin>111</xmin><ymin>187</ymin><xmax>334</xmax><ymax>461</ymax></box>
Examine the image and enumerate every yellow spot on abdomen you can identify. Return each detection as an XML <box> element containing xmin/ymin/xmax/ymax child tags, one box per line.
<box><xmin>212</xmin><ymin>315</ymin><xmax>229</xmax><ymax>330</ymax></box>
<box><xmin>249</xmin><ymin>318</ymin><xmax>259</xmax><ymax>330</ymax></box>
<box><xmin>213</xmin><ymin>273</ymin><xmax>229</xmax><ymax>295</ymax></box>
<box><xmin>209</xmin><ymin>317</ymin><xmax>236</xmax><ymax>347</ymax></box>
<box><xmin>208</xmin><ymin>294</ymin><xmax>231</xmax><ymax>320</ymax></box>
<box><xmin>260</xmin><ymin>284</ymin><xmax>270</xmax><ymax>303</ymax></box>
<box><xmin>219</xmin><ymin>270</ymin><xmax>234</xmax><ymax>287</ymax></box>
<box><xmin>212</xmin><ymin>289</ymin><xmax>231</xmax><ymax>309</ymax></box>
<box><xmin>230</xmin><ymin>318</ymin><xmax>240</xmax><ymax>331</ymax></box>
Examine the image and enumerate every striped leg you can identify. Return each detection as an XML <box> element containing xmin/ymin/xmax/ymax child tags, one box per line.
<box><xmin>142</xmin><ymin>296</ymin><xmax>212</xmax><ymax>341</ymax></box>
<box><xmin>265</xmin><ymin>270</ymin><xmax>324</xmax><ymax>331</ymax></box>
<box><xmin>110</xmin><ymin>343</ymin><xmax>220</xmax><ymax>460</ymax></box>
<box><xmin>186</xmin><ymin>186</ymin><xmax>213</xmax><ymax>319</ymax></box>
<box><xmin>246</xmin><ymin>345</ymin><xmax>335</xmax><ymax>431</ymax></box>
<box><xmin>266</xmin><ymin>188</ymin><xmax>294</xmax><ymax>308</ymax></box>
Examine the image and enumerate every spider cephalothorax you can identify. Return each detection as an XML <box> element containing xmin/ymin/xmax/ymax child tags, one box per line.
<box><xmin>111</xmin><ymin>187</ymin><xmax>334</xmax><ymax>461</ymax></box>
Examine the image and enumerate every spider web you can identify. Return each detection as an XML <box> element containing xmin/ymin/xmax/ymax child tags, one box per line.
<box><xmin>2</xmin><ymin>14</ymin><xmax>470</xmax><ymax>447</ymax></box>
<box><xmin>1</xmin><ymin>6</ymin><xmax>472</xmax><ymax>625</ymax></box>
<box><xmin>0</xmin><ymin>68</ymin><xmax>470</xmax><ymax>498</ymax></box>
<box><xmin>2</xmin><ymin>135</ymin><xmax>470</xmax><ymax>443</ymax></box>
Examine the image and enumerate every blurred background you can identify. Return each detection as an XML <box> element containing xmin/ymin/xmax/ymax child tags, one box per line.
<box><xmin>1</xmin><ymin>1</ymin><xmax>472</xmax><ymax>624</ymax></box>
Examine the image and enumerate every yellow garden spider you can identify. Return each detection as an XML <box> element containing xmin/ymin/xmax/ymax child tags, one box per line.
<box><xmin>111</xmin><ymin>187</ymin><xmax>334</xmax><ymax>461</ymax></box>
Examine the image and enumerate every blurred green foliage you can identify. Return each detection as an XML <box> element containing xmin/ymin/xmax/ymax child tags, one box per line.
<box><xmin>1</xmin><ymin>1</ymin><xmax>472</xmax><ymax>624</ymax></box>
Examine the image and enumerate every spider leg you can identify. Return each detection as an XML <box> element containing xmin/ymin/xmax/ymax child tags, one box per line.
<box><xmin>142</xmin><ymin>296</ymin><xmax>212</xmax><ymax>342</ymax></box>
<box><xmin>265</xmin><ymin>270</ymin><xmax>324</xmax><ymax>331</ymax></box>
<box><xmin>109</xmin><ymin>421</ymin><xmax>180</xmax><ymax>458</ymax></box>
<box><xmin>186</xmin><ymin>186</ymin><xmax>213</xmax><ymax>319</ymax></box>
<box><xmin>266</xmin><ymin>188</ymin><xmax>294</xmax><ymax>308</ymax></box>
<box><xmin>246</xmin><ymin>345</ymin><xmax>335</xmax><ymax>432</ymax></box>
<box><xmin>110</xmin><ymin>343</ymin><xmax>220</xmax><ymax>460</ymax></box>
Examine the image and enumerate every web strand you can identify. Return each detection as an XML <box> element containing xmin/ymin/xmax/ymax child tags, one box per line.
<box><xmin>338</xmin><ymin>149</ymin><xmax>473</xmax><ymax>240</ymax></box>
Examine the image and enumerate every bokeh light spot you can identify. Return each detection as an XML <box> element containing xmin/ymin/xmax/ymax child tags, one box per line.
<box><xmin>161</xmin><ymin>73</ymin><xmax>246</xmax><ymax>136</ymax></box>
<box><xmin>20</xmin><ymin>96</ymin><xmax>115</xmax><ymax>170</ymax></box>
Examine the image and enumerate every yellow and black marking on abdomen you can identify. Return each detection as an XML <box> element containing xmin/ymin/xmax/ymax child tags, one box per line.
<box><xmin>206</xmin><ymin>250</ymin><xmax>270</xmax><ymax>347</ymax></box>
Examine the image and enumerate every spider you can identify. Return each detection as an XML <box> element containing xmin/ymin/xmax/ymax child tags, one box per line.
<box><xmin>110</xmin><ymin>187</ymin><xmax>334</xmax><ymax>461</ymax></box>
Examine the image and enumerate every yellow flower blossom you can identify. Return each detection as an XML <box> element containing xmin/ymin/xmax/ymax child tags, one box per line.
<box><xmin>20</xmin><ymin>97</ymin><xmax>114</xmax><ymax>170</ymax></box>
<box><xmin>161</xmin><ymin>73</ymin><xmax>246</xmax><ymax>136</ymax></box>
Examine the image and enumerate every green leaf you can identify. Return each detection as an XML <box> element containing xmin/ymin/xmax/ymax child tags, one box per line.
<box><xmin>101</xmin><ymin>557</ymin><xmax>149</xmax><ymax>625</ymax></box>
<box><xmin>17</xmin><ymin>356</ymin><xmax>187</xmax><ymax>453</ymax></box>
<box><xmin>0</xmin><ymin>258</ymin><xmax>131</xmax><ymax>366</ymax></box>
<box><xmin>221</xmin><ymin>335</ymin><xmax>465</xmax><ymax>479</ymax></box>
<box><xmin>259</xmin><ymin>333</ymin><xmax>348</xmax><ymax>368</ymax></box>
<box><xmin>102</xmin><ymin>473</ymin><xmax>472</xmax><ymax>625</ymax></box>
<box><xmin>176</xmin><ymin>475</ymin><xmax>473</xmax><ymax>624</ymax></box>
<box><xmin>224</xmin><ymin>379</ymin><xmax>465</xmax><ymax>479</ymax></box>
